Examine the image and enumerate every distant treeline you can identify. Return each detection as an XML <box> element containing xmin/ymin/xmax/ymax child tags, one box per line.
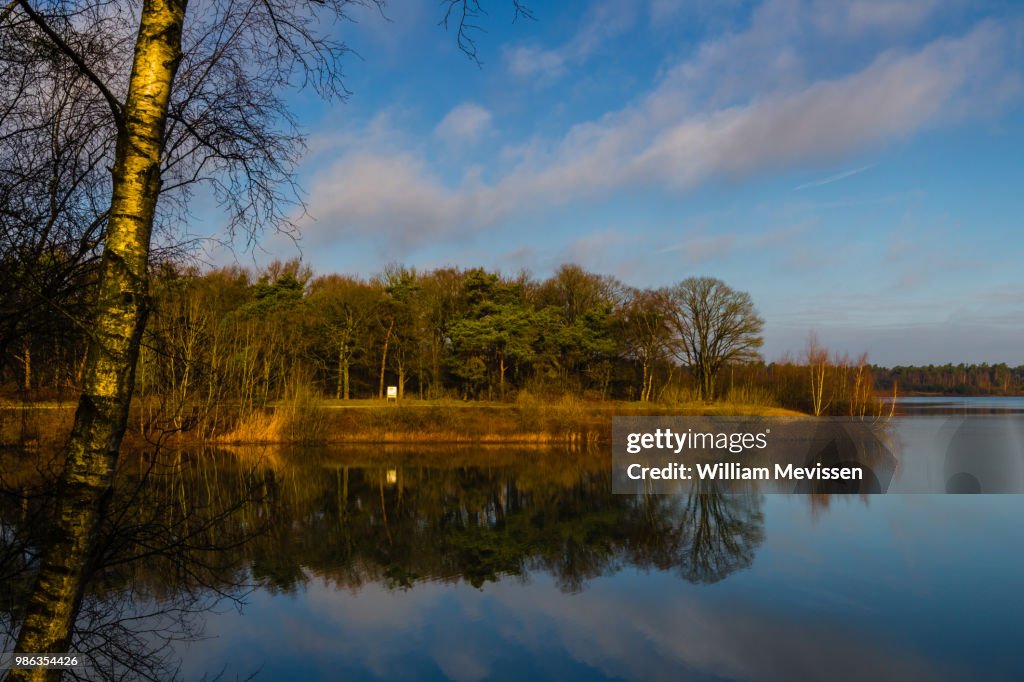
<box><xmin>873</xmin><ymin>364</ymin><xmax>1024</xmax><ymax>395</ymax></box>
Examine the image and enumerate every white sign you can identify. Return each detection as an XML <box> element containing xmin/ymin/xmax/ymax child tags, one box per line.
<box><xmin>386</xmin><ymin>386</ymin><xmax>398</xmax><ymax>400</ymax></box>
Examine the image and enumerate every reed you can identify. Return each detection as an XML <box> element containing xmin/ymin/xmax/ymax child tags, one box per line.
<box><xmin>2</xmin><ymin>393</ymin><xmax>806</xmax><ymax>448</ymax></box>
<box><xmin>216</xmin><ymin>373</ymin><xmax>328</xmax><ymax>444</ymax></box>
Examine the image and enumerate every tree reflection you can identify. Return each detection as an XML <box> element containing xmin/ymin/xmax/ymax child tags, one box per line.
<box><xmin>148</xmin><ymin>448</ymin><xmax>766</xmax><ymax>596</ymax></box>
<box><xmin>681</xmin><ymin>488</ymin><xmax>763</xmax><ymax>583</ymax></box>
<box><xmin>1</xmin><ymin>452</ymin><xmax>265</xmax><ymax>681</ymax></box>
<box><xmin>622</xmin><ymin>480</ymin><xmax>763</xmax><ymax>586</ymax></box>
<box><xmin>1</xmin><ymin>447</ymin><xmax>765</xmax><ymax>679</ymax></box>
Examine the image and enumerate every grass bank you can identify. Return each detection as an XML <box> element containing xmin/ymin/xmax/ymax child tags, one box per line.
<box><xmin>2</xmin><ymin>395</ymin><xmax>805</xmax><ymax>448</ymax></box>
<box><xmin>215</xmin><ymin>395</ymin><xmax>804</xmax><ymax>445</ymax></box>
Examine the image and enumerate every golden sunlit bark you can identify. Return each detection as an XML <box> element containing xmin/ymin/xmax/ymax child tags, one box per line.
<box><xmin>11</xmin><ymin>0</ymin><xmax>187</xmax><ymax>675</ymax></box>
<box><xmin>378</xmin><ymin>318</ymin><xmax>394</xmax><ymax>400</ymax></box>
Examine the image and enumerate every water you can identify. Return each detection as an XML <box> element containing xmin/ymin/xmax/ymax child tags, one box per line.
<box><xmin>887</xmin><ymin>395</ymin><xmax>1024</xmax><ymax>414</ymax></box>
<box><xmin>3</xmin><ymin>399</ymin><xmax>1024</xmax><ymax>681</ymax></box>
<box><xmin>177</xmin><ymin>495</ymin><xmax>1024</xmax><ymax>682</ymax></box>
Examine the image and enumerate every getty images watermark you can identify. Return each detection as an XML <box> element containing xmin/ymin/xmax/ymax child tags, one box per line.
<box><xmin>612</xmin><ymin>415</ymin><xmax>1024</xmax><ymax>494</ymax></box>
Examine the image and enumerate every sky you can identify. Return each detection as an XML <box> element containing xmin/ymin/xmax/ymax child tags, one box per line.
<box><xmin>203</xmin><ymin>0</ymin><xmax>1024</xmax><ymax>366</ymax></box>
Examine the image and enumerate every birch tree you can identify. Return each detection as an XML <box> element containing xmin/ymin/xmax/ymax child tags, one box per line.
<box><xmin>4</xmin><ymin>0</ymin><xmax>527</xmax><ymax>670</ymax></box>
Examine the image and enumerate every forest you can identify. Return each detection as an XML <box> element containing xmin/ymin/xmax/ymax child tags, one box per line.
<box><xmin>3</xmin><ymin>256</ymin><xmax>898</xmax><ymax>432</ymax></box>
<box><xmin>873</xmin><ymin>363</ymin><xmax>1024</xmax><ymax>395</ymax></box>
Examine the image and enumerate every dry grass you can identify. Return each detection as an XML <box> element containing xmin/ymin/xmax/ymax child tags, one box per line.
<box><xmin>1</xmin><ymin>393</ymin><xmax>806</xmax><ymax>447</ymax></box>
<box><xmin>216</xmin><ymin>374</ymin><xmax>327</xmax><ymax>444</ymax></box>
<box><xmin>723</xmin><ymin>385</ymin><xmax>779</xmax><ymax>408</ymax></box>
<box><xmin>318</xmin><ymin>395</ymin><xmax>605</xmax><ymax>444</ymax></box>
<box><xmin>309</xmin><ymin>393</ymin><xmax>802</xmax><ymax>444</ymax></box>
<box><xmin>215</xmin><ymin>409</ymin><xmax>285</xmax><ymax>444</ymax></box>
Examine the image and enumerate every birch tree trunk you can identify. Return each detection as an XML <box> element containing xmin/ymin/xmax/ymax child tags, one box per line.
<box><xmin>499</xmin><ymin>352</ymin><xmax>505</xmax><ymax>400</ymax></box>
<box><xmin>11</xmin><ymin>0</ymin><xmax>187</xmax><ymax>673</ymax></box>
<box><xmin>640</xmin><ymin>357</ymin><xmax>650</xmax><ymax>402</ymax></box>
<box><xmin>343</xmin><ymin>357</ymin><xmax>350</xmax><ymax>401</ymax></box>
<box><xmin>21</xmin><ymin>342</ymin><xmax>31</xmax><ymax>393</ymax></box>
<box><xmin>397</xmin><ymin>358</ymin><xmax>405</xmax><ymax>400</ymax></box>
<box><xmin>342</xmin><ymin>337</ymin><xmax>350</xmax><ymax>399</ymax></box>
<box><xmin>378</xmin><ymin>318</ymin><xmax>393</xmax><ymax>399</ymax></box>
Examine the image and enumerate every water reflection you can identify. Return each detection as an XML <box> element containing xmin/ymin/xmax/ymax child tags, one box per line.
<box><xmin>3</xmin><ymin>439</ymin><xmax>1024</xmax><ymax>680</ymax></box>
<box><xmin>1</xmin><ymin>446</ymin><xmax>765</xmax><ymax>679</ymax></box>
<box><xmin>229</xmin><ymin>447</ymin><xmax>765</xmax><ymax>594</ymax></box>
<box><xmin>1</xmin><ymin>451</ymin><xmax>265</xmax><ymax>680</ymax></box>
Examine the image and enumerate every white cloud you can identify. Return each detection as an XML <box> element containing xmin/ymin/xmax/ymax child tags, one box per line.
<box><xmin>434</xmin><ymin>102</ymin><xmax>493</xmax><ymax>142</ymax></box>
<box><xmin>502</xmin><ymin>1</ymin><xmax>637</xmax><ymax>79</ymax></box>
<box><xmin>630</xmin><ymin>24</ymin><xmax>1005</xmax><ymax>187</ymax></box>
<box><xmin>303</xmin><ymin>19</ymin><xmax>1018</xmax><ymax>251</ymax></box>
<box><xmin>811</xmin><ymin>0</ymin><xmax>945</xmax><ymax>37</ymax></box>
<box><xmin>503</xmin><ymin>44</ymin><xmax>569</xmax><ymax>79</ymax></box>
<box><xmin>304</xmin><ymin>152</ymin><xmax>464</xmax><ymax>246</ymax></box>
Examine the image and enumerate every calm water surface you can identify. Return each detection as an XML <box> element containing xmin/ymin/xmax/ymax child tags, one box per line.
<box><xmin>3</xmin><ymin>399</ymin><xmax>1023</xmax><ymax>681</ymax></box>
<box><xmin>888</xmin><ymin>395</ymin><xmax>1024</xmax><ymax>414</ymax></box>
<box><xmin>179</xmin><ymin>494</ymin><xmax>1024</xmax><ymax>681</ymax></box>
<box><xmin>177</xmin><ymin>399</ymin><xmax>1024</xmax><ymax>681</ymax></box>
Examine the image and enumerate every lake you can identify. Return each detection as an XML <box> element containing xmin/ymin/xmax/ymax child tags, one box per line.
<box><xmin>887</xmin><ymin>395</ymin><xmax>1024</xmax><ymax>414</ymax></box>
<box><xmin>3</xmin><ymin>398</ymin><xmax>1023</xmax><ymax>681</ymax></box>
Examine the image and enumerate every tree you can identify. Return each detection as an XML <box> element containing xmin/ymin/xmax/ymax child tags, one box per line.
<box><xmin>413</xmin><ymin>267</ymin><xmax>464</xmax><ymax>399</ymax></box>
<box><xmin>0</xmin><ymin>4</ymin><xmax>114</xmax><ymax>396</ymax></box>
<box><xmin>448</xmin><ymin>268</ymin><xmax>533</xmax><ymax>399</ymax></box>
<box><xmin>308</xmin><ymin>274</ymin><xmax>376</xmax><ymax>400</ymax></box>
<box><xmin>7</xmin><ymin>0</ymin><xmax>195</xmax><ymax>665</ymax></box>
<box><xmin>619</xmin><ymin>288</ymin><xmax>672</xmax><ymax>402</ymax></box>
<box><xmin>450</xmin><ymin>302</ymin><xmax>536</xmax><ymax>399</ymax></box>
<box><xmin>665</xmin><ymin>277</ymin><xmax>764</xmax><ymax>400</ymax></box>
<box><xmin>5</xmin><ymin>0</ymin><xmax>529</xmax><ymax>668</ymax></box>
<box><xmin>533</xmin><ymin>264</ymin><xmax>624</xmax><ymax>394</ymax></box>
<box><xmin>805</xmin><ymin>332</ymin><xmax>831</xmax><ymax>416</ymax></box>
<box><xmin>376</xmin><ymin>264</ymin><xmax>419</xmax><ymax>400</ymax></box>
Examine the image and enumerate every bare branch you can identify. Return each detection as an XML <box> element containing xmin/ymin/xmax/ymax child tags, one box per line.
<box><xmin>0</xmin><ymin>0</ymin><xmax>20</xmax><ymax>25</ymax></box>
<box><xmin>14</xmin><ymin>0</ymin><xmax>124</xmax><ymax>125</ymax></box>
<box><xmin>440</xmin><ymin>0</ymin><xmax>532</xmax><ymax>64</ymax></box>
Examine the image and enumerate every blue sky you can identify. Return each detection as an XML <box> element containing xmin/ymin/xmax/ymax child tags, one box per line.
<box><xmin>207</xmin><ymin>0</ymin><xmax>1024</xmax><ymax>366</ymax></box>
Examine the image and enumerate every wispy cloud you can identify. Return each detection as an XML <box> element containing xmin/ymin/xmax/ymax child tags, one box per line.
<box><xmin>303</xmin><ymin>17</ymin><xmax>1018</xmax><ymax>253</ymax></box>
<box><xmin>794</xmin><ymin>165</ymin><xmax>873</xmax><ymax>190</ymax></box>
<box><xmin>810</xmin><ymin>0</ymin><xmax>945</xmax><ymax>37</ymax></box>
<box><xmin>657</xmin><ymin>221</ymin><xmax>811</xmax><ymax>267</ymax></box>
<box><xmin>658</xmin><ymin>233</ymin><xmax>737</xmax><ymax>265</ymax></box>
<box><xmin>502</xmin><ymin>1</ymin><xmax>636</xmax><ymax>79</ymax></box>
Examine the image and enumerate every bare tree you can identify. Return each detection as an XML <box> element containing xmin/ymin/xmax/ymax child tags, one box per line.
<box><xmin>619</xmin><ymin>288</ymin><xmax>672</xmax><ymax>402</ymax></box>
<box><xmin>665</xmin><ymin>277</ymin><xmax>764</xmax><ymax>400</ymax></box>
<box><xmin>3</xmin><ymin>0</ymin><xmax>529</xmax><ymax>671</ymax></box>
<box><xmin>805</xmin><ymin>332</ymin><xmax>831</xmax><ymax>416</ymax></box>
<box><xmin>0</xmin><ymin>6</ymin><xmax>115</xmax><ymax>389</ymax></box>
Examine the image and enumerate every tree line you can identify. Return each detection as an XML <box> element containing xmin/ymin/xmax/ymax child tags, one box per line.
<box><xmin>873</xmin><ymin>363</ymin><xmax>1024</xmax><ymax>395</ymax></box>
<box><xmin>9</xmin><ymin>257</ymin><xmax>957</xmax><ymax>419</ymax></box>
<box><xmin>3</xmin><ymin>259</ymin><xmax>767</xmax><ymax>410</ymax></box>
<box><xmin>23</xmin><ymin>253</ymin><xmax>1010</xmax><ymax>422</ymax></box>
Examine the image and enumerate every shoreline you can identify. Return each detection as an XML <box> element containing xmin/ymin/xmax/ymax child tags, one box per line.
<box><xmin>2</xmin><ymin>398</ymin><xmax>806</xmax><ymax>448</ymax></box>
